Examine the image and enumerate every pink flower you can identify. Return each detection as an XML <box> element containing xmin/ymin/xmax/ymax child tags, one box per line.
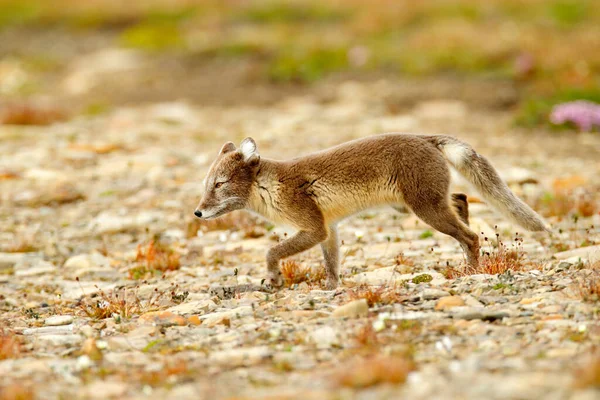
<box><xmin>550</xmin><ymin>100</ymin><xmax>600</xmax><ymax>132</ymax></box>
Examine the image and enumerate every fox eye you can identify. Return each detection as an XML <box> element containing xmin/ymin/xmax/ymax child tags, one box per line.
<box><xmin>215</xmin><ymin>182</ymin><xmax>225</xmax><ymax>189</ymax></box>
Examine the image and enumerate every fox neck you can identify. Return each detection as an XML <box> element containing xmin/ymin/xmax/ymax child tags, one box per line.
<box><xmin>246</xmin><ymin>159</ymin><xmax>284</xmax><ymax>222</ymax></box>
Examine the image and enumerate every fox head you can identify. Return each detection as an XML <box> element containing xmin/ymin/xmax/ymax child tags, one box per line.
<box><xmin>194</xmin><ymin>137</ymin><xmax>260</xmax><ymax>219</ymax></box>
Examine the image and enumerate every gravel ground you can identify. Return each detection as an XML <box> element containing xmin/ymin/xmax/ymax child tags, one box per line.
<box><xmin>1</xmin><ymin>77</ymin><xmax>600</xmax><ymax>399</ymax></box>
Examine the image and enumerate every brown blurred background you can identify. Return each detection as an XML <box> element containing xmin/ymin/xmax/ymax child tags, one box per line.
<box><xmin>1</xmin><ymin>0</ymin><xmax>598</xmax><ymax>128</ymax></box>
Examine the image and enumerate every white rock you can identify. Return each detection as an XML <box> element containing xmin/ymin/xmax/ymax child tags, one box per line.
<box><xmin>0</xmin><ymin>252</ymin><xmax>27</xmax><ymax>270</ymax></box>
<box><xmin>200</xmin><ymin>306</ymin><xmax>253</xmax><ymax>326</ymax></box>
<box><xmin>421</xmin><ymin>289</ymin><xmax>450</xmax><ymax>300</ymax></box>
<box><xmin>14</xmin><ymin>261</ymin><xmax>56</xmax><ymax>277</ymax></box>
<box><xmin>36</xmin><ymin>334</ymin><xmax>82</xmax><ymax>346</ymax></box>
<box><xmin>332</xmin><ymin>299</ymin><xmax>369</xmax><ymax>318</ymax></box>
<box><xmin>554</xmin><ymin>245</ymin><xmax>600</xmax><ymax>262</ymax></box>
<box><xmin>23</xmin><ymin>325</ymin><xmax>74</xmax><ymax>335</ymax></box>
<box><xmin>167</xmin><ymin>300</ymin><xmax>217</xmax><ymax>315</ymax></box>
<box><xmin>309</xmin><ymin>326</ymin><xmax>340</xmax><ymax>349</ymax></box>
<box><xmin>88</xmin><ymin>211</ymin><xmax>163</xmax><ymax>234</ymax></box>
<box><xmin>64</xmin><ymin>252</ymin><xmax>109</xmax><ymax>269</ymax></box>
<box><xmin>208</xmin><ymin>346</ymin><xmax>271</xmax><ymax>367</ymax></box>
<box><xmin>45</xmin><ymin>315</ymin><xmax>74</xmax><ymax>326</ymax></box>
<box><xmin>349</xmin><ymin>267</ymin><xmax>446</xmax><ymax>286</ymax></box>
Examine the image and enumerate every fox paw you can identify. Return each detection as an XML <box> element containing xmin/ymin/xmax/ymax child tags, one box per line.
<box><xmin>324</xmin><ymin>277</ymin><xmax>339</xmax><ymax>291</ymax></box>
<box><xmin>265</xmin><ymin>272</ymin><xmax>283</xmax><ymax>289</ymax></box>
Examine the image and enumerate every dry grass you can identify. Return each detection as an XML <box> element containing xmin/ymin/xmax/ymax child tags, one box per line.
<box><xmin>128</xmin><ymin>239</ymin><xmax>181</xmax><ymax>279</ymax></box>
<box><xmin>335</xmin><ymin>355</ymin><xmax>415</xmax><ymax>388</ymax></box>
<box><xmin>536</xmin><ymin>190</ymin><xmax>598</xmax><ymax>220</ymax></box>
<box><xmin>77</xmin><ymin>279</ymin><xmax>169</xmax><ymax>321</ymax></box>
<box><xmin>0</xmin><ymin>383</ymin><xmax>34</xmax><ymax>400</ymax></box>
<box><xmin>353</xmin><ymin>323</ymin><xmax>380</xmax><ymax>348</ymax></box>
<box><xmin>446</xmin><ymin>234</ymin><xmax>528</xmax><ymax>278</ymax></box>
<box><xmin>0</xmin><ymin>103</ymin><xmax>68</xmax><ymax>126</ymax></box>
<box><xmin>576</xmin><ymin>262</ymin><xmax>600</xmax><ymax>302</ymax></box>
<box><xmin>574</xmin><ymin>348</ymin><xmax>600</xmax><ymax>389</ymax></box>
<box><xmin>133</xmin><ymin>359</ymin><xmax>194</xmax><ymax>387</ymax></box>
<box><xmin>0</xmin><ymin>329</ymin><xmax>21</xmax><ymax>360</ymax></box>
<box><xmin>348</xmin><ymin>284</ymin><xmax>404</xmax><ymax>307</ymax></box>
<box><xmin>395</xmin><ymin>252</ymin><xmax>414</xmax><ymax>267</ymax></box>
<box><xmin>280</xmin><ymin>260</ymin><xmax>326</xmax><ymax>287</ymax></box>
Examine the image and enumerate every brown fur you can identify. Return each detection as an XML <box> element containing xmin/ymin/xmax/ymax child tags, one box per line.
<box><xmin>195</xmin><ymin>134</ymin><xmax>548</xmax><ymax>289</ymax></box>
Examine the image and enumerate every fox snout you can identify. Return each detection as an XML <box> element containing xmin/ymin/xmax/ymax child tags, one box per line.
<box><xmin>194</xmin><ymin>209</ymin><xmax>203</xmax><ymax>218</ymax></box>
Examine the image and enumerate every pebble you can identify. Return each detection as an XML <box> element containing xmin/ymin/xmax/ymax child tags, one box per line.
<box><xmin>435</xmin><ymin>296</ymin><xmax>466</xmax><ymax>311</ymax></box>
<box><xmin>421</xmin><ymin>289</ymin><xmax>450</xmax><ymax>300</ymax></box>
<box><xmin>332</xmin><ymin>299</ymin><xmax>369</xmax><ymax>318</ymax></box>
<box><xmin>453</xmin><ymin>309</ymin><xmax>509</xmax><ymax>322</ymax></box>
<box><xmin>45</xmin><ymin>315</ymin><xmax>74</xmax><ymax>326</ymax></box>
<box><xmin>554</xmin><ymin>245</ymin><xmax>600</xmax><ymax>261</ymax></box>
<box><xmin>138</xmin><ymin>311</ymin><xmax>186</xmax><ymax>327</ymax></box>
<box><xmin>208</xmin><ymin>346</ymin><xmax>272</xmax><ymax>367</ymax></box>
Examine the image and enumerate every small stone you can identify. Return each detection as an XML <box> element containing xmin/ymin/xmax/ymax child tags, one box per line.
<box><xmin>540</xmin><ymin>305</ymin><xmax>563</xmax><ymax>314</ymax></box>
<box><xmin>453</xmin><ymin>309</ymin><xmax>509</xmax><ymax>321</ymax></box>
<box><xmin>332</xmin><ymin>299</ymin><xmax>369</xmax><ymax>318</ymax></box>
<box><xmin>421</xmin><ymin>289</ymin><xmax>450</xmax><ymax>300</ymax></box>
<box><xmin>64</xmin><ymin>252</ymin><xmax>109</xmax><ymax>269</ymax></box>
<box><xmin>187</xmin><ymin>315</ymin><xmax>202</xmax><ymax>326</ymax></box>
<box><xmin>0</xmin><ymin>252</ymin><xmax>27</xmax><ymax>270</ymax></box>
<box><xmin>463</xmin><ymin>294</ymin><xmax>484</xmax><ymax>307</ymax></box>
<box><xmin>36</xmin><ymin>334</ymin><xmax>82</xmax><ymax>346</ymax></box>
<box><xmin>44</xmin><ymin>315</ymin><xmax>73</xmax><ymax>326</ymax></box>
<box><xmin>554</xmin><ymin>245</ymin><xmax>600</xmax><ymax>262</ymax></box>
<box><xmin>208</xmin><ymin>346</ymin><xmax>272</xmax><ymax>367</ymax></box>
<box><xmin>435</xmin><ymin>296</ymin><xmax>465</xmax><ymax>311</ymax></box>
<box><xmin>201</xmin><ymin>306</ymin><xmax>253</xmax><ymax>327</ymax></box>
<box><xmin>167</xmin><ymin>300</ymin><xmax>216</xmax><ymax>315</ymax></box>
<box><xmin>83</xmin><ymin>380</ymin><xmax>128</xmax><ymax>399</ymax></box>
<box><xmin>79</xmin><ymin>325</ymin><xmax>95</xmax><ymax>338</ymax></box>
<box><xmin>520</xmin><ymin>297</ymin><xmax>542</xmax><ymax>305</ymax></box>
<box><xmin>138</xmin><ymin>311</ymin><xmax>186</xmax><ymax>327</ymax></box>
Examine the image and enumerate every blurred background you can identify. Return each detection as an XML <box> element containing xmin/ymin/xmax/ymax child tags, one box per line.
<box><xmin>1</xmin><ymin>0</ymin><xmax>599</xmax><ymax>129</ymax></box>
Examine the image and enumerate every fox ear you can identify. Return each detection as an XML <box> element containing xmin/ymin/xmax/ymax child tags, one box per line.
<box><xmin>220</xmin><ymin>142</ymin><xmax>236</xmax><ymax>155</ymax></box>
<box><xmin>240</xmin><ymin>137</ymin><xmax>259</xmax><ymax>165</ymax></box>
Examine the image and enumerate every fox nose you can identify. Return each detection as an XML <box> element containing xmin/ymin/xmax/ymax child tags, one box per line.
<box><xmin>194</xmin><ymin>210</ymin><xmax>202</xmax><ymax>218</ymax></box>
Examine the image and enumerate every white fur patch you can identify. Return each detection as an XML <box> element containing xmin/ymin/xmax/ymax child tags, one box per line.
<box><xmin>443</xmin><ymin>143</ymin><xmax>469</xmax><ymax>166</ymax></box>
<box><xmin>240</xmin><ymin>139</ymin><xmax>257</xmax><ymax>160</ymax></box>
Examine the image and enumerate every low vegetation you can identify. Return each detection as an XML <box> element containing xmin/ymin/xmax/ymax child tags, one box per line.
<box><xmin>336</xmin><ymin>355</ymin><xmax>416</xmax><ymax>388</ymax></box>
<box><xmin>77</xmin><ymin>279</ymin><xmax>169</xmax><ymax>321</ymax></box>
<box><xmin>348</xmin><ymin>284</ymin><xmax>404</xmax><ymax>307</ymax></box>
<box><xmin>0</xmin><ymin>328</ymin><xmax>22</xmax><ymax>360</ymax></box>
<box><xmin>128</xmin><ymin>238</ymin><xmax>181</xmax><ymax>279</ymax></box>
<box><xmin>576</xmin><ymin>262</ymin><xmax>600</xmax><ymax>303</ymax></box>
<box><xmin>574</xmin><ymin>349</ymin><xmax>600</xmax><ymax>389</ymax></box>
<box><xmin>446</xmin><ymin>233</ymin><xmax>528</xmax><ymax>278</ymax></box>
<box><xmin>280</xmin><ymin>260</ymin><xmax>326</xmax><ymax>287</ymax></box>
<box><xmin>0</xmin><ymin>103</ymin><xmax>68</xmax><ymax>126</ymax></box>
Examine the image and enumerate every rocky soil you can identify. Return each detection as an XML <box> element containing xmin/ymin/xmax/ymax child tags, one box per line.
<box><xmin>1</xmin><ymin>78</ymin><xmax>600</xmax><ymax>399</ymax></box>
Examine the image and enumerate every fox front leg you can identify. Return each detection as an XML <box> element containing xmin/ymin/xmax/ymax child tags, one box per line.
<box><xmin>265</xmin><ymin>229</ymin><xmax>327</xmax><ymax>288</ymax></box>
<box><xmin>320</xmin><ymin>225</ymin><xmax>339</xmax><ymax>290</ymax></box>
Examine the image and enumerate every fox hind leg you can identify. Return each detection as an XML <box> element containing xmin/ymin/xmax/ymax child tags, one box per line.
<box><xmin>408</xmin><ymin>197</ymin><xmax>479</xmax><ymax>268</ymax></box>
<box><xmin>451</xmin><ymin>193</ymin><xmax>470</xmax><ymax>226</ymax></box>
